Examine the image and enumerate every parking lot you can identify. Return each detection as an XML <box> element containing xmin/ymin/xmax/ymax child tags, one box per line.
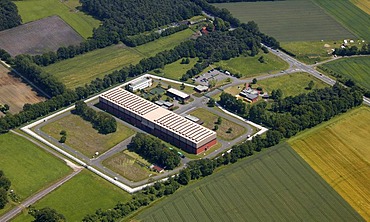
<box><xmin>194</xmin><ymin>69</ymin><xmax>229</xmax><ymax>86</ymax></box>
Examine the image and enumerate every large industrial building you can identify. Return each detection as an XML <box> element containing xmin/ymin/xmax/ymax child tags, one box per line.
<box><xmin>99</xmin><ymin>88</ymin><xmax>217</xmax><ymax>154</ymax></box>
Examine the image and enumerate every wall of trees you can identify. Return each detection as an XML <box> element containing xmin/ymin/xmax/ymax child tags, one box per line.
<box><xmin>0</xmin><ymin>0</ymin><xmax>21</xmax><ymax>31</ymax></box>
<box><xmin>0</xmin><ymin>170</ymin><xmax>11</xmax><ymax>209</ymax></box>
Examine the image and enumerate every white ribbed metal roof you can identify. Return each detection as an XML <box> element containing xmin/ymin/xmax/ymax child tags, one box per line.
<box><xmin>100</xmin><ymin>88</ymin><xmax>216</xmax><ymax>143</ymax></box>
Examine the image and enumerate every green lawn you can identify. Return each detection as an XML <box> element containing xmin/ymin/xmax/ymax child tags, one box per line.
<box><xmin>189</xmin><ymin>108</ymin><xmax>246</xmax><ymax>141</ymax></box>
<box><xmin>0</xmin><ymin>132</ymin><xmax>71</xmax><ymax>214</ymax></box>
<box><xmin>151</xmin><ymin>58</ymin><xmax>199</xmax><ymax>80</ymax></box>
<box><xmin>13</xmin><ymin>170</ymin><xmax>132</xmax><ymax>222</ymax></box>
<box><xmin>214</xmin><ymin>53</ymin><xmax>289</xmax><ymax>78</ymax></box>
<box><xmin>15</xmin><ymin>0</ymin><xmax>100</xmax><ymax>39</ymax></box>
<box><xmin>213</xmin><ymin>0</ymin><xmax>356</xmax><ymax>42</ymax></box>
<box><xmin>134</xmin><ymin>143</ymin><xmax>363</xmax><ymax>221</ymax></box>
<box><xmin>44</xmin><ymin>29</ymin><xmax>195</xmax><ymax>89</ymax></box>
<box><xmin>43</xmin><ymin>44</ymin><xmax>144</xmax><ymax>89</ymax></box>
<box><xmin>312</xmin><ymin>0</ymin><xmax>370</xmax><ymax>41</ymax></box>
<box><xmin>40</xmin><ymin>113</ymin><xmax>135</xmax><ymax>157</ymax></box>
<box><xmin>319</xmin><ymin>56</ymin><xmax>370</xmax><ymax>91</ymax></box>
<box><xmin>134</xmin><ymin>29</ymin><xmax>195</xmax><ymax>57</ymax></box>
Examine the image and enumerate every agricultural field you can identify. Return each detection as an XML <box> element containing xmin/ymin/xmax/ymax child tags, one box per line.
<box><xmin>189</xmin><ymin>108</ymin><xmax>246</xmax><ymax>141</ymax></box>
<box><xmin>214</xmin><ymin>53</ymin><xmax>289</xmax><ymax>78</ymax></box>
<box><xmin>312</xmin><ymin>0</ymin><xmax>370</xmax><ymax>41</ymax></box>
<box><xmin>289</xmin><ymin>106</ymin><xmax>370</xmax><ymax>221</ymax></box>
<box><xmin>0</xmin><ymin>65</ymin><xmax>45</xmax><ymax>114</ymax></box>
<box><xmin>151</xmin><ymin>58</ymin><xmax>199</xmax><ymax>80</ymax></box>
<box><xmin>13</xmin><ymin>170</ymin><xmax>132</xmax><ymax>222</ymax></box>
<box><xmin>0</xmin><ymin>16</ymin><xmax>83</xmax><ymax>56</ymax></box>
<box><xmin>44</xmin><ymin>29</ymin><xmax>195</xmax><ymax>89</ymax></box>
<box><xmin>40</xmin><ymin>114</ymin><xmax>135</xmax><ymax>157</ymax></box>
<box><xmin>213</xmin><ymin>0</ymin><xmax>356</xmax><ymax>42</ymax></box>
<box><xmin>43</xmin><ymin>44</ymin><xmax>144</xmax><ymax>89</ymax></box>
<box><xmin>134</xmin><ymin>143</ymin><xmax>363</xmax><ymax>222</ymax></box>
<box><xmin>351</xmin><ymin>0</ymin><xmax>370</xmax><ymax>15</ymax></box>
<box><xmin>319</xmin><ymin>56</ymin><xmax>370</xmax><ymax>91</ymax></box>
<box><xmin>15</xmin><ymin>0</ymin><xmax>100</xmax><ymax>39</ymax></box>
<box><xmin>103</xmin><ymin>150</ymin><xmax>157</xmax><ymax>182</ymax></box>
<box><xmin>0</xmin><ymin>132</ymin><xmax>71</xmax><ymax>215</ymax></box>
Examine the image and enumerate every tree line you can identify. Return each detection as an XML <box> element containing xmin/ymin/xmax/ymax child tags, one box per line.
<box><xmin>206</xmin><ymin>0</ymin><xmax>280</xmax><ymax>2</ymax></box>
<box><xmin>74</xmin><ymin>101</ymin><xmax>117</xmax><ymax>134</ymax></box>
<box><xmin>333</xmin><ymin>43</ymin><xmax>370</xmax><ymax>57</ymax></box>
<box><xmin>0</xmin><ymin>0</ymin><xmax>21</xmax><ymax>31</ymax></box>
<box><xmin>0</xmin><ymin>170</ymin><xmax>11</xmax><ymax>209</ymax></box>
<box><xmin>128</xmin><ymin>133</ymin><xmax>181</xmax><ymax>170</ymax></box>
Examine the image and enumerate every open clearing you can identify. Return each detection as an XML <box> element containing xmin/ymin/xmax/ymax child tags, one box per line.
<box><xmin>13</xmin><ymin>170</ymin><xmax>132</xmax><ymax>222</ymax></box>
<box><xmin>40</xmin><ymin>114</ymin><xmax>135</xmax><ymax>157</ymax></box>
<box><xmin>214</xmin><ymin>53</ymin><xmax>289</xmax><ymax>78</ymax></box>
<box><xmin>151</xmin><ymin>58</ymin><xmax>199</xmax><ymax>80</ymax></box>
<box><xmin>103</xmin><ymin>150</ymin><xmax>157</xmax><ymax>182</ymax></box>
<box><xmin>0</xmin><ymin>16</ymin><xmax>83</xmax><ymax>56</ymax></box>
<box><xmin>312</xmin><ymin>0</ymin><xmax>370</xmax><ymax>41</ymax></box>
<box><xmin>134</xmin><ymin>143</ymin><xmax>363</xmax><ymax>221</ymax></box>
<box><xmin>44</xmin><ymin>29</ymin><xmax>194</xmax><ymax>89</ymax></box>
<box><xmin>15</xmin><ymin>0</ymin><xmax>100</xmax><ymax>39</ymax></box>
<box><xmin>189</xmin><ymin>108</ymin><xmax>246</xmax><ymax>141</ymax></box>
<box><xmin>212</xmin><ymin>0</ymin><xmax>356</xmax><ymax>42</ymax></box>
<box><xmin>351</xmin><ymin>0</ymin><xmax>370</xmax><ymax>15</ymax></box>
<box><xmin>319</xmin><ymin>56</ymin><xmax>370</xmax><ymax>91</ymax></box>
<box><xmin>0</xmin><ymin>132</ymin><xmax>71</xmax><ymax>215</ymax></box>
<box><xmin>0</xmin><ymin>65</ymin><xmax>45</xmax><ymax>114</ymax></box>
<box><xmin>289</xmin><ymin>106</ymin><xmax>370</xmax><ymax>221</ymax></box>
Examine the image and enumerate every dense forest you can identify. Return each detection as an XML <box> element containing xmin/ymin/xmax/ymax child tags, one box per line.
<box><xmin>0</xmin><ymin>0</ymin><xmax>21</xmax><ymax>31</ymax></box>
<box><xmin>128</xmin><ymin>133</ymin><xmax>181</xmax><ymax>170</ymax></box>
<box><xmin>206</xmin><ymin>0</ymin><xmax>280</xmax><ymax>2</ymax></box>
<box><xmin>80</xmin><ymin>0</ymin><xmax>201</xmax><ymax>41</ymax></box>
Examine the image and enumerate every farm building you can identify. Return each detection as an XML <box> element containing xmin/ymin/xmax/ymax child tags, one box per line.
<box><xmin>166</xmin><ymin>88</ymin><xmax>190</xmax><ymax>102</ymax></box>
<box><xmin>239</xmin><ymin>91</ymin><xmax>259</xmax><ymax>102</ymax></box>
<box><xmin>128</xmin><ymin>77</ymin><xmax>152</xmax><ymax>92</ymax></box>
<box><xmin>99</xmin><ymin>88</ymin><xmax>217</xmax><ymax>154</ymax></box>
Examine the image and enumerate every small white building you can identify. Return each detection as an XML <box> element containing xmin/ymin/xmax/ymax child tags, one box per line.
<box><xmin>128</xmin><ymin>77</ymin><xmax>152</xmax><ymax>92</ymax></box>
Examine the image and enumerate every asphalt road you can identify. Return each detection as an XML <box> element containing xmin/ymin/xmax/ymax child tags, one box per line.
<box><xmin>0</xmin><ymin>169</ymin><xmax>82</xmax><ymax>222</ymax></box>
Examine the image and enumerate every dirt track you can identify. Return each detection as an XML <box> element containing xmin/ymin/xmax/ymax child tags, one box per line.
<box><xmin>0</xmin><ymin>65</ymin><xmax>45</xmax><ymax>114</ymax></box>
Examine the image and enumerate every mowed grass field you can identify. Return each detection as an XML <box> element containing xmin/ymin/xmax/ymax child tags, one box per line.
<box><xmin>214</xmin><ymin>53</ymin><xmax>289</xmax><ymax>78</ymax></box>
<box><xmin>0</xmin><ymin>132</ymin><xmax>71</xmax><ymax>215</ymax></box>
<box><xmin>213</xmin><ymin>0</ymin><xmax>356</xmax><ymax>42</ymax></box>
<box><xmin>152</xmin><ymin>58</ymin><xmax>199</xmax><ymax>80</ymax></box>
<box><xmin>189</xmin><ymin>108</ymin><xmax>246</xmax><ymax>141</ymax></box>
<box><xmin>40</xmin><ymin>114</ymin><xmax>135</xmax><ymax>157</ymax></box>
<box><xmin>289</xmin><ymin>106</ymin><xmax>370</xmax><ymax>220</ymax></box>
<box><xmin>134</xmin><ymin>143</ymin><xmax>363</xmax><ymax>222</ymax></box>
<box><xmin>15</xmin><ymin>0</ymin><xmax>100</xmax><ymax>39</ymax></box>
<box><xmin>44</xmin><ymin>29</ymin><xmax>194</xmax><ymax>89</ymax></box>
<box><xmin>103</xmin><ymin>150</ymin><xmax>156</xmax><ymax>182</ymax></box>
<box><xmin>0</xmin><ymin>65</ymin><xmax>45</xmax><ymax>114</ymax></box>
<box><xmin>312</xmin><ymin>0</ymin><xmax>370</xmax><ymax>41</ymax></box>
<box><xmin>320</xmin><ymin>56</ymin><xmax>370</xmax><ymax>90</ymax></box>
<box><xmin>351</xmin><ymin>0</ymin><xmax>370</xmax><ymax>15</ymax></box>
<box><xmin>13</xmin><ymin>170</ymin><xmax>132</xmax><ymax>222</ymax></box>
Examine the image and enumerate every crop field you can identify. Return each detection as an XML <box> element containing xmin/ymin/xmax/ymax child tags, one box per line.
<box><xmin>134</xmin><ymin>143</ymin><xmax>362</xmax><ymax>222</ymax></box>
<box><xmin>152</xmin><ymin>58</ymin><xmax>199</xmax><ymax>80</ymax></box>
<box><xmin>103</xmin><ymin>150</ymin><xmax>156</xmax><ymax>182</ymax></box>
<box><xmin>319</xmin><ymin>56</ymin><xmax>370</xmax><ymax>91</ymax></box>
<box><xmin>43</xmin><ymin>44</ymin><xmax>144</xmax><ymax>89</ymax></box>
<box><xmin>0</xmin><ymin>65</ymin><xmax>45</xmax><ymax>114</ymax></box>
<box><xmin>213</xmin><ymin>0</ymin><xmax>356</xmax><ymax>42</ymax></box>
<box><xmin>312</xmin><ymin>0</ymin><xmax>370</xmax><ymax>41</ymax></box>
<box><xmin>0</xmin><ymin>132</ymin><xmax>71</xmax><ymax>215</ymax></box>
<box><xmin>289</xmin><ymin>106</ymin><xmax>370</xmax><ymax>221</ymax></box>
<box><xmin>15</xmin><ymin>0</ymin><xmax>100</xmax><ymax>39</ymax></box>
<box><xmin>0</xmin><ymin>16</ymin><xmax>83</xmax><ymax>56</ymax></box>
<box><xmin>45</xmin><ymin>29</ymin><xmax>195</xmax><ymax>89</ymax></box>
<box><xmin>215</xmin><ymin>53</ymin><xmax>289</xmax><ymax>78</ymax></box>
<box><xmin>189</xmin><ymin>108</ymin><xmax>246</xmax><ymax>141</ymax></box>
<box><xmin>40</xmin><ymin>114</ymin><xmax>135</xmax><ymax>157</ymax></box>
<box><xmin>13</xmin><ymin>170</ymin><xmax>132</xmax><ymax>222</ymax></box>
<box><xmin>351</xmin><ymin>0</ymin><xmax>370</xmax><ymax>15</ymax></box>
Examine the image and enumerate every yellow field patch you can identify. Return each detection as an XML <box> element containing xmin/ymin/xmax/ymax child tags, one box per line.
<box><xmin>289</xmin><ymin>106</ymin><xmax>370</xmax><ymax>221</ymax></box>
<box><xmin>351</xmin><ymin>0</ymin><xmax>370</xmax><ymax>15</ymax></box>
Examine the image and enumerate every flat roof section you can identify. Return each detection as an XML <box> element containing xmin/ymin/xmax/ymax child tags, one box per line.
<box><xmin>100</xmin><ymin>88</ymin><xmax>216</xmax><ymax>145</ymax></box>
<box><xmin>167</xmin><ymin>88</ymin><xmax>189</xmax><ymax>99</ymax></box>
